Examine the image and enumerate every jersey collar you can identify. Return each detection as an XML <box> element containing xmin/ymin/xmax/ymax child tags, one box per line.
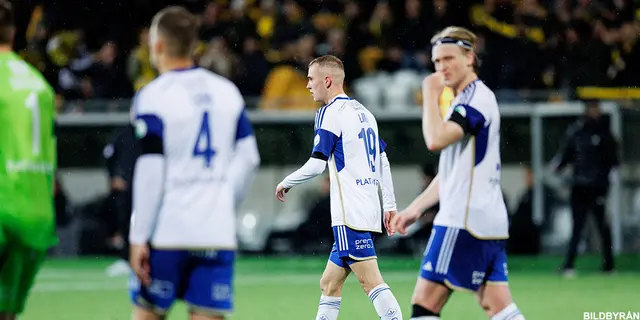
<box><xmin>168</xmin><ymin>65</ymin><xmax>199</xmax><ymax>72</ymax></box>
<box><xmin>325</xmin><ymin>94</ymin><xmax>351</xmax><ymax>107</ymax></box>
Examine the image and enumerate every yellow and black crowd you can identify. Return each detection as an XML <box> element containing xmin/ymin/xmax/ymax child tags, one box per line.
<box><xmin>10</xmin><ymin>0</ymin><xmax>640</xmax><ymax>110</ymax></box>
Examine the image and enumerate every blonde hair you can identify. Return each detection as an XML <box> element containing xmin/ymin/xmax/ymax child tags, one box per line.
<box><xmin>431</xmin><ymin>26</ymin><xmax>479</xmax><ymax>70</ymax></box>
<box><xmin>309</xmin><ymin>55</ymin><xmax>344</xmax><ymax>70</ymax></box>
<box><xmin>309</xmin><ymin>55</ymin><xmax>345</xmax><ymax>84</ymax></box>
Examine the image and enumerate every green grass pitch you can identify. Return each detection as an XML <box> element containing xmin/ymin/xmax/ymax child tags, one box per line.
<box><xmin>23</xmin><ymin>254</ymin><xmax>640</xmax><ymax>319</ymax></box>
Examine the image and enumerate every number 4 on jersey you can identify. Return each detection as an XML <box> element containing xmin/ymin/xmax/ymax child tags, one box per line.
<box><xmin>193</xmin><ymin>111</ymin><xmax>216</xmax><ymax>168</ymax></box>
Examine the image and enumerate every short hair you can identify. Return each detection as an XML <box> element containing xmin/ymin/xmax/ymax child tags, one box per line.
<box><xmin>309</xmin><ymin>55</ymin><xmax>344</xmax><ymax>71</ymax></box>
<box><xmin>0</xmin><ymin>0</ymin><xmax>13</xmax><ymax>45</ymax></box>
<box><xmin>152</xmin><ymin>6</ymin><xmax>198</xmax><ymax>58</ymax></box>
<box><xmin>431</xmin><ymin>26</ymin><xmax>479</xmax><ymax>69</ymax></box>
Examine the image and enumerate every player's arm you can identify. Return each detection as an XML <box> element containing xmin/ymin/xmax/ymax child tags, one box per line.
<box><xmin>379</xmin><ymin>139</ymin><xmax>397</xmax><ymax>212</ymax></box>
<box><xmin>391</xmin><ymin>175</ymin><xmax>440</xmax><ymax>235</ymax></box>
<box><xmin>423</xmin><ymin>94</ymin><xmax>486</xmax><ymax>152</ymax></box>
<box><xmin>407</xmin><ymin>174</ymin><xmax>440</xmax><ymax>216</ymax></box>
<box><xmin>129</xmin><ymin>112</ymin><xmax>166</xmax><ymax>246</ymax></box>
<box><xmin>276</xmin><ymin>108</ymin><xmax>339</xmax><ymax>197</ymax></box>
<box><xmin>422</xmin><ymin>87</ymin><xmax>463</xmax><ymax>152</ymax></box>
<box><xmin>228</xmin><ymin>109</ymin><xmax>261</xmax><ymax>204</ymax></box>
<box><xmin>380</xmin><ymin>140</ymin><xmax>399</xmax><ymax>235</ymax></box>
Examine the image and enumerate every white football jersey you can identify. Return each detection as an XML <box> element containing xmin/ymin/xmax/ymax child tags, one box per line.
<box><xmin>434</xmin><ymin>80</ymin><xmax>509</xmax><ymax>239</ymax></box>
<box><xmin>311</xmin><ymin>94</ymin><xmax>385</xmax><ymax>232</ymax></box>
<box><xmin>133</xmin><ymin>67</ymin><xmax>251</xmax><ymax>249</ymax></box>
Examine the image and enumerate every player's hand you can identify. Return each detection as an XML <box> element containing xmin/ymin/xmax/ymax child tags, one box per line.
<box><xmin>275</xmin><ymin>183</ymin><xmax>290</xmax><ymax>202</ymax></box>
<box><xmin>391</xmin><ymin>209</ymin><xmax>420</xmax><ymax>236</ymax></box>
<box><xmin>130</xmin><ymin>244</ymin><xmax>151</xmax><ymax>287</ymax></box>
<box><xmin>384</xmin><ymin>210</ymin><xmax>397</xmax><ymax>236</ymax></box>
<box><xmin>422</xmin><ymin>72</ymin><xmax>446</xmax><ymax>102</ymax></box>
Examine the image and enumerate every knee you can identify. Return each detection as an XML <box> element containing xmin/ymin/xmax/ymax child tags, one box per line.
<box><xmin>478</xmin><ymin>296</ymin><xmax>492</xmax><ymax>313</ymax></box>
<box><xmin>411</xmin><ymin>283</ymin><xmax>448</xmax><ymax>313</ymax></box>
<box><xmin>477</xmin><ymin>286</ymin><xmax>513</xmax><ymax>317</ymax></box>
<box><xmin>357</xmin><ymin>276</ymin><xmax>379</xmax><ymax>294</ymax></box>
<box><xmin>319</xmin><ymin>275</ymin><xmax>343</xmax><ymax>296</ymax></box>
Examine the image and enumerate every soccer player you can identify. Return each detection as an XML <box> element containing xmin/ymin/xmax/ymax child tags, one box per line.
<box><xmin>0</xmin><ymin>1</ymin><xmax>58</xmax><ymax>319</ymax></box>
<box><xmin>391</xmin><ymin>27</ymin><xmax>526</xmax><ymax>320</ymax></box>
<box><xmin>128</xmin><ymin>6</ymin><xmax>260</xmax><ymax>320</ymax></box>
<box><xmin>275</xmin><ymin>55</ymin><xmax>403</xmax><ymax>320</ymax></box>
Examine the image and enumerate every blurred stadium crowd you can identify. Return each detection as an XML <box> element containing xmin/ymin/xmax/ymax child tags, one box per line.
<box><xmin>10</xmin><ymin>0</ymin><xmax>640</xmax><ymax>111</ymax></box>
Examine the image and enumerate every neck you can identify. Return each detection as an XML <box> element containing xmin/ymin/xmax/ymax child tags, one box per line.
<box><xmin>158</xmin><ymin>57</ymin><xmax>195</xmax><ymax>74</ymax></box>
<box><xmin>0</xmin><ymin>45</ymin><xmax>11</xmax><ymax>53</ymax></box>
<box><xmin>324</xmin><ymin>90</ymin><xmax>347</xmax><ymax>105</ymax></box>
<box><xmin>454</xmin><ymin>72</ymin><xmax>478</xmax><ymax>96</ymax></box>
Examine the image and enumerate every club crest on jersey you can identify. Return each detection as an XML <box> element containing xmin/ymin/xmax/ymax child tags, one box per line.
<box><xmin>454</xmin><ymin>105</ymin><xmax>467</xmax><ymax>118</ymax></box>
<box><xmin>135</xmin><ymin>119</ymin><xmax>148</xmax><ymax>138</ymax></box>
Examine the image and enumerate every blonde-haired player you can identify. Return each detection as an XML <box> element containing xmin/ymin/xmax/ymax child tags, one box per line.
<box><xmin>275</xmin><ymin>55</ymin><xmax>403</xmax><ymax>320</ymax></box>
<box><xmin>391</xmin><ymin>27</ymin><xmax>525</xmax><ymax>320</ymax></box>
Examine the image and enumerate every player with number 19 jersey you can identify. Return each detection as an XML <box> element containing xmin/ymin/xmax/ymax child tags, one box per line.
<box><xmin>311</xmin><ymin>94</ymin><xmax>396</xmax><ymax>267</ymax></box>
<box><xmin>314</xmin><ymin>95</ymin><xmax>387</xmax><ymax>233</ymax></box>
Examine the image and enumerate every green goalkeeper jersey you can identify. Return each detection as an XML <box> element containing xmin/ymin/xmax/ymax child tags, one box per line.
<box><xmin>0</xmin><ymin>51</ymin><xmax>57</xmax><ymax>250</ymax></box>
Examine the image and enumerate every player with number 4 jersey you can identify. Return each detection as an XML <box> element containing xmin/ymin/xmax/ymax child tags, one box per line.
<box><xmin>275</xmin><ymin>55</ymin><xmax>403</xmax><ymax>320</ymax></box>
<box><xmin>128</xmin><ymin>7</ymin><xmax>260</xmax><ymax>320</ymax></box>
<box><xmin>0</xmin><ymin>1</ymin><xmax>57</xmax><ymax>317</ymax></box>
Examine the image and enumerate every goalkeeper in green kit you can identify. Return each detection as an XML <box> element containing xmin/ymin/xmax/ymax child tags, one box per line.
<box><xmin>0</xmin><ymin>1</ymin><xmax>58</xmax><ymax>318</ymax></box>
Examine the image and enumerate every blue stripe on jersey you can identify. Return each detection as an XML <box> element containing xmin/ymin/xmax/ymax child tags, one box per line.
<box><xmin>314</xmin><ymin>106</ymin><xmax>326</xmax><ymax>130</ymax></box>
<box><xmin>235</xmin><ymin>109</ymin><xmax>254</xmax><ymax>141</ymax></box>
<box><xmin>334</xmin><ymin>137</ymin><xmax>345</xmax><ymax>172</ymax></box>
<box><xmin>318</xmin><ymin>106</ymin><xmax>328</xmax><ymax>129</ymax></box>
<box><xmin>475</xmin><ymin>123</ymin><xmax>490</xmax><ymax>166</ymax></box>
<box><xmin>312</xmin><ymin>129</ymin><xmax>339</xmax><ymax>160</ymax></box>
<box><xmin>459</xmin><ymin>80</ymin><xmax>478</xmax><ymax>105</ymax></box>
<box><xmin>379</xmin><ymin>137</ymin><xmax>387</xmax><ymax>153</ymax></box>
<box><xmin>136</xmin><ymin>114</ymin><xmax>164</xmax><ymax>138</ymax></box>
<box><xmin>316</xmin><ymin>97</ymin><xmax>352</xmax><ymax>129</ymax></box>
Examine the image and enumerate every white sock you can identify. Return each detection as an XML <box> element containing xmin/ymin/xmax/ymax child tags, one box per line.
<box><xmin>368</xmin><ymin>283</ymin><xmax>403</xmax><ymax>320</ymax></box>
<box><xmin>410</xmin><ymin>317</ymin><xmax>440</xmax><ymax>320</ymax></box>
<box><xmin>316</xmin><ymin>295</ymin><xmax>341</xmax><ymax>320</ymax></box>
<box><xmin>492</xmin><ymin>303</ymin><xmax>525</xmax><ymax>320</ymax></box>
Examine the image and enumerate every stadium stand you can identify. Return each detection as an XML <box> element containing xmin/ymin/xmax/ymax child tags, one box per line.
<box><xmin>10</xmin><ymin>0</ymin><xmax>640</xmax><ymax>111</ymax></box>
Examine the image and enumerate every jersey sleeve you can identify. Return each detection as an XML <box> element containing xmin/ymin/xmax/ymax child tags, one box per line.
<box><xmin>133</xmin><ymin>90</ymin><xmax>164</xmax><ymax>155</ymax></box>
<box><xmin>311</xmin><ymin>107</ymin><xmax>341</xmax><ymax>161</ymax></box>
<box><xmin>379</xmin><ymin>137</ymin><xmax>387</xmax><ymax>153</ymax></box>
<box><xmin>447</xmin><ymin>104</ymin><xmax>487</xmax><ymax>135</ymax></box>
<box><xmin>235</xmin><ymin>108</ymin><xmax>254</xmax><ymax>141</ymax></box>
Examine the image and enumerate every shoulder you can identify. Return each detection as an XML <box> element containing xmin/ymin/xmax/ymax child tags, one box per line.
<box><xmin>132</xmin><ymin>82</ymin><xmax>160</xmax><ymax>115</ymax></box>
<box><xmin>463</xmin><ymin>81</ymin><xmax>498</xmax><ymax>114</ymax></box>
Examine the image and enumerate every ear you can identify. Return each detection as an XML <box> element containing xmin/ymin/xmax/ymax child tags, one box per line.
<box><xmin>325</xmin><ymin>76</ymin><xmax>332</xmax><ymax>88</ymax></box>
<box><xmin>466</xmin><ymin>51</ymin><xmax>475</xmax><ymax>68</ymax></box>
<box><xmin>154</xmin><ymin>38</ymin><xmax>164</xmax><ymax>55</ymax></box>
